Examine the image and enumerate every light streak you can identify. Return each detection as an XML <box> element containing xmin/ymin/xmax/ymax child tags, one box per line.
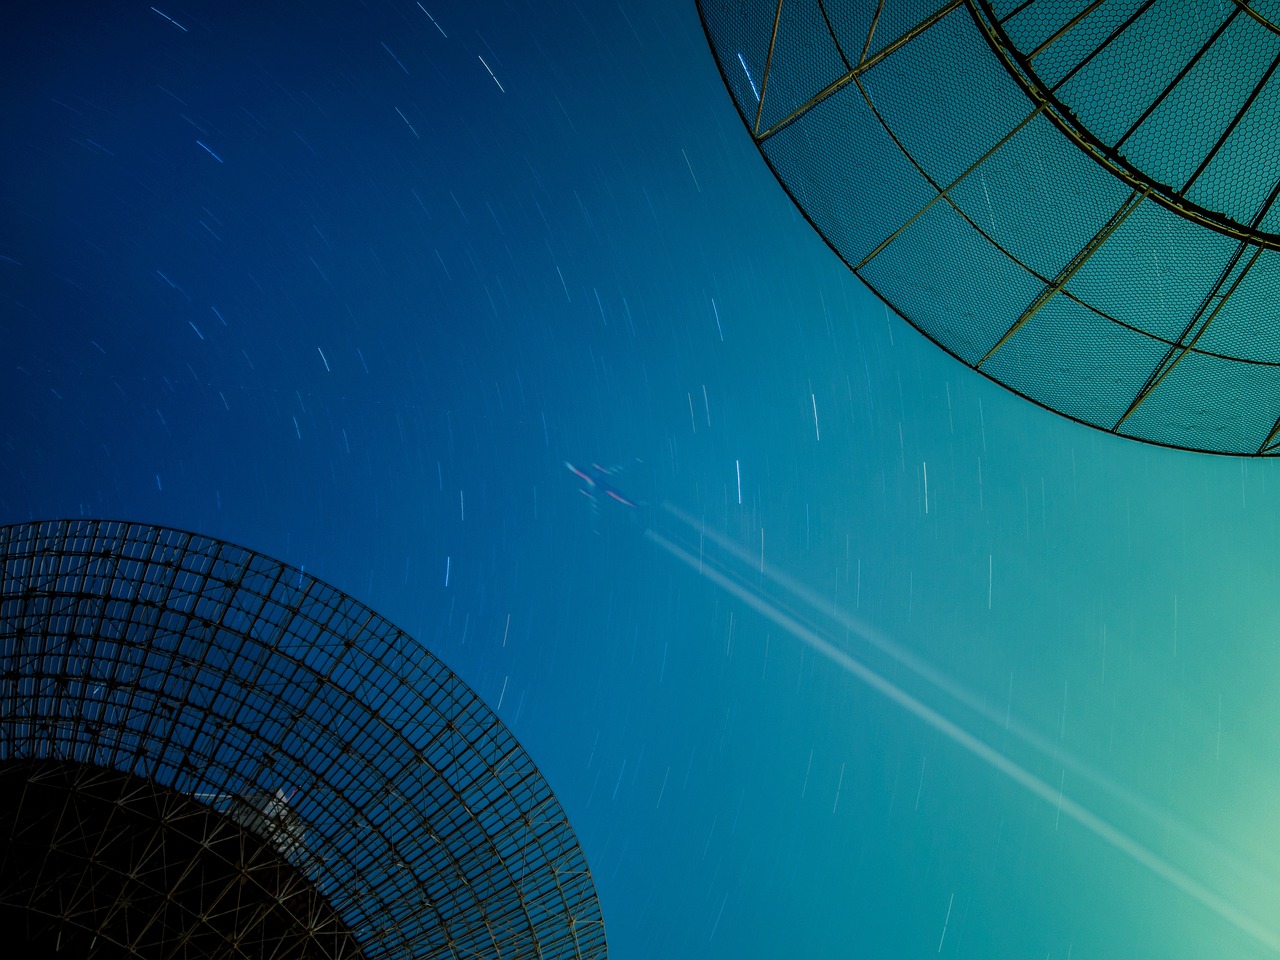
<box><xmin>737</xmin><ymin>52</ymin><xmax>761</xmax><ymax>102</ymax></box>
<box><xmin>196</xmin><ymin>140</ymin><xmax>223</xmax><ymax>163</ymax></box>
<box><xmin>646</xmin><ymin>503</ymin><xmax>1280</xmax><ymax>954</ymax></box>
<box><xmin>150</xmin><ymin>6</ymin><xmax>188</xmax><ymax>31</ymax></box>
<box><xmin>417</xmin><ymin>3</ymin><xmax>448</xmax><ymax>37</ymax></box>
<box><xmin>479</xmin><ymin>56</ymin><xmax>505</xmax><ymax>93</ymax></box>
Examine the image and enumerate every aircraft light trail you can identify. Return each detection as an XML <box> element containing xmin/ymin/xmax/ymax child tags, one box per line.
<box><xmin>645</xmin><ymin>504</ymin><xmax>1280</xmax><ymax>955</ymax></box>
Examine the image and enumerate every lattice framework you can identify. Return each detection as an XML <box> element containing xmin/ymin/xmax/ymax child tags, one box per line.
<box><xmin>700</xmin><ymin>0</ymin><xmax>1280</xmax><ymax>454</ymax></box>
<box><xmin>0</xmin><ymin>519</ymin><xmax>607</xmax><ymax>960</ymax></box>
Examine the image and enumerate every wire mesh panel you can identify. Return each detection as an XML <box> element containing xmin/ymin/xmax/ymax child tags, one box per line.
<box><xmin>0</xmin><ymin>760</ymin><xmax>364</xmax><ymax>960</ymax></box>
<box><xmin>699</xmin><ymin>0</ymin><xmax>1280</xmax><ymax>454</ymax></box>
<box><xmin>0</xmin><ymin>519</ymin><xmax>608</xmax><ymax>960</ymax></box>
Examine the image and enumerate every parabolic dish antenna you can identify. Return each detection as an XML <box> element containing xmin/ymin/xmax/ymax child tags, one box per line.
<box><xmin>699</xmin><ymin>0</ymin><xmax>1280</xmax><ymax>454</ymax></box>
<box><xmin>0</xmin><ymin>519</ymin><xmax>607</xmax><ymax>960</ymax></box>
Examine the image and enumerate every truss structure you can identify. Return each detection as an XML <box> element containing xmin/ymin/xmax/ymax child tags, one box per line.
<box><xmin>0</xmin><ymin>519</ymin><xmax>607</xmax><ymax>960</ymax></box>
<box><xmin>700</xmin><ymin>0</ymin><xmax>1280</xmax><ymax>454</ymax></box>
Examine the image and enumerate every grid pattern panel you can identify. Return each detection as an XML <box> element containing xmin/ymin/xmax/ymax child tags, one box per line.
<box><xmin>760</xmin><ymin>80</ymin><xmax>938</xmax><ymax>267</ymax></box>
<box><xmin>0</xmin><ymin>519</ymin><xmax>608</xmax><ymax>960</ymax></box>
<box><xmin>0</xmin><ymin>761</ymin><xmax>363</xmax><ymax>960</ymax></box>
<box><xmin>699</xmin><ymin>0</ymin><xmax>1280</xmax><ymax>454</ymax></box>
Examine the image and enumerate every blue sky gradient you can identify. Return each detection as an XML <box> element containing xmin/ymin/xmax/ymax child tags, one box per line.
<box><xmin>5</xmin><ymin>2</ymin><xmax>1280</xmax><ymax>958</ymax></box>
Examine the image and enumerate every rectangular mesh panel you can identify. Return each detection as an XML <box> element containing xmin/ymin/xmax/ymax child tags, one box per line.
<box><xmin>1189</xmin><ymin>74</ymin><xmax>1280</xmax><ymax>230</ymax></box>
<box><xmin>1065</xmin><ymin>199</ymin><xmax>1243</xmax><ymax>343</ymax></box>
<box><xmin>762</xmin><ymin>78</ymin><xmax>937</xmax><ymax>266</ymax></box>
<box><xmin>748</xmin><ymin>0</ymin><xmax>856</xmax><ymax>134</ymax></box>
<box><xmin>981</xmin><ymin>294</ymin><xmax>1169</xmax><ymax>426</ymax></box>
<box><xmin>858</xmin><ymin>4</ymin><xmax>1033</xmax><ymax>186</ymax></box>
<box><xmin>1117</xmin><ymin>348</ymin><xmax>1280</xmax><ymax>454</ymax></box>
<box><xmin>948</xmin><ymin>112</ymin><xmax>1132</xmax><ymax>280</ymax></box>
<box><xmin>1195</xmin><ymin>246</ymin><xmax>1280</xmax><ymax>362</ymax></box>
<box><xmin>858</xmin><ymin>199</ymin><xmax>1044</xmax><ymax>363</ymax></box>
<box><xmin>996</xmin><ymin>0</ymin><xmax>1109</xmax><ymax>50</ymax></box>
<box><xmin>700</xmin><ymin>0</ymin><xmax>799</xmax><ymax>123</ymax></box>
<box><xmin>1122</xmin><ymin>13</ymin><xmax>1280</xmax><ymax>208</ymax></box>
<box><xmin>1029</xmin><ymin>0</ymin><xmax>1177</xmax><ymax>103</ymax></box>
<box><xmin>828</xmin><ymin>0</ymin><xmax>956</xmax><ymax>62</ymax></box>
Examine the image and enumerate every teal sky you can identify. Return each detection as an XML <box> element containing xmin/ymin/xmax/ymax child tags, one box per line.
<box><xmin>4</xmin><ymin>2</ymin><xmax>1280</xmax><ymax>958</ymax></box>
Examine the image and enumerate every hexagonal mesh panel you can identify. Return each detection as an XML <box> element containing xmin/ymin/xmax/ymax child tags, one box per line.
<box><xmin>0</xmin><ymin>519</ymin><xmax>607</xmax><ymax>960</ymax></box>
<box><xmin>699</xmin><ymin>0</ymin><xmax>1280</xmax><ymax>454</ymax></box>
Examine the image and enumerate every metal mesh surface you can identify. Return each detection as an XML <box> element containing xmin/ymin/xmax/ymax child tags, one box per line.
<box><xmin>1</xmin><ymin>760</ymin><xmax>364</xmax><ymax>960</ymax></box>
<box><xmin>699</xmin><ymin>0</ymin><xmax>1280</xmax><ymax>454</ymax></box>
<box><xmin>0</xmin><ymin>519</ymin><xmax>607</xmax><ymax>960</ymax></box>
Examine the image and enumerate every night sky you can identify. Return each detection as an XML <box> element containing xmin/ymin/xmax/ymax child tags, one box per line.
<box><xmin>5</xmin><ymin>2</ymin><xmax>1280</xmax><ymax>958</ymax></box>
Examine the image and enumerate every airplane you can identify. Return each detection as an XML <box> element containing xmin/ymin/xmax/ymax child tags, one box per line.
<box><xmin>565</xmin><ymin>461</ymin><xmax>640</xmax><ymax>510</ymax></box>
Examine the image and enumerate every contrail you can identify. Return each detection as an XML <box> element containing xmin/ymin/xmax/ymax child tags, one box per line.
<box><xmin>661</xmin><ymin>500</ymin><xmax>1268</xmax><ymax>883</ymax></box>
<box><xmin>646</xmin><ymin>519</ymin><xmax>1280</xmax><ymax>955</ymax></box>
